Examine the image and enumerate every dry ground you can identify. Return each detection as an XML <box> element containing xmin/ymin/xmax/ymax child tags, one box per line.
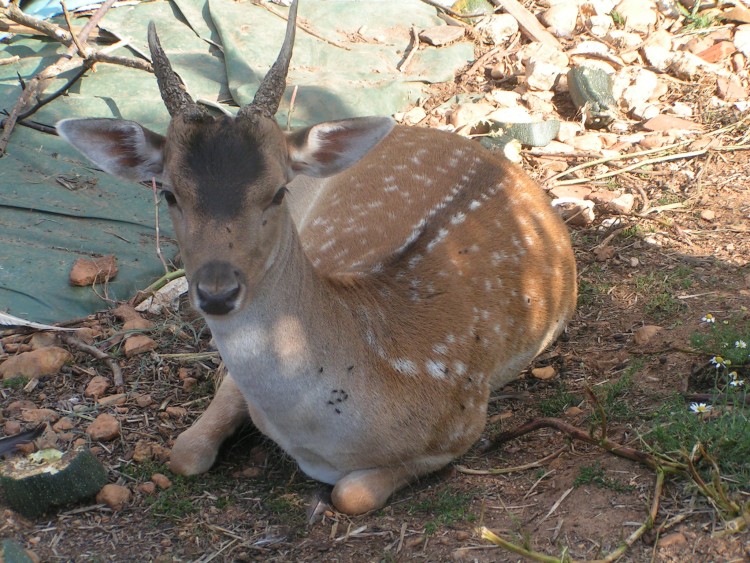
<box><xmin>2</xmin><ymin>7</ymin><xmax>750</xmax><ymax>563</ymax></box>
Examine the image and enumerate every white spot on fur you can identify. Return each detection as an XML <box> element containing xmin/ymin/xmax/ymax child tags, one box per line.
<box><xmin>426</xmin><ymin>359</ymin><xmax>447</xmax><ymax>379</ymax></box>
<box><xmin>454</xmin><ymin>361</ymin><xmax>467</xmax><ymax>376</ymax></box>
<box><xmin>392</xmin><ymin>358</ymin><xmax>418</xmax><ymax>376</ymax></box>
<box><xmin>469</xmin><ymin>200</ymin><xmax>481</xmax><ymax>211</ymax></box>
<box><xmin>433</xmin><ymin>343</ymin><xmax>448</xmax><ymax>355</ymax></box>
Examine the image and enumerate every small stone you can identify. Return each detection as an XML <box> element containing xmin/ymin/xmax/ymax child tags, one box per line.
<box><xmin>526</xmin><ymin>60</ymin><xmax>563</xmax><ymax>91</ymax></box>
<box><xmin>556</xmin><ymin>121</ymin><xmax>583</xmax><ymax>143</ymax></box>
<box><xmin>52</xmin><ymin>417</ymin><xmax>74</xmax><ymax>431</ymax></box>
<box><xmin>642</xmin><ymin>33</ymin><xmax>673</xmax><ymax>71</ymax></box>
<box><xmin>552</xmin><ymin>198</ymin><xmax>595</xmax><ymax>226</ymax></box>
<box><xmin>134</xmin><ymin>394</ymin><xmax>153</xmax><ymax>408</ymax></box>
<box><xmin>404</xmin><ymin>536</ymin><xmax>424</xmax><ymax>549</ymax></box>
<box><xmin>634</xmin><ymin>325</ymin><xmax>663</xmax><ymax>345</ymax></box>
<box><xmin>137</xmin><ymin>481</ymin><xmax>157</xmax><ymax>495</ymax></box>
<box><xmin>0</xmin><ymin>347</ymin><xmax>73</xmax><ymax>380</ymax></box>
<box><xmin>151</xmin><ymin>473</ymin><xmax>172</xmax><ymax>489</ymax></box>
<box><xmin>735</xmin><ymin>23</ymin><xmax>750</xmax><ymax>55</ymax></box>
<box><xmin>123</xmin><ymin>335</ymin><xmax>157</xmax><ymax>358</ymax></box>
<box><xmin>132</xmin><ymin>440</ymin><xmax>155</xmax><ymax>463</ymax></box>
<box><xmin>608</xmin><ymin>193</ymin><xmax>635</xmax><ymax>214</ymax></box>
<box><xmin>7</xmin><ymin>399</ymin><xmax>37</xmax><ymax>416</ymax></box>
<box><xmin>657</xmin><ymin>532</ymin><xmax>687</xmax><ymax>548</ymax></box>
<box><xmin>122</xmin><ymin>317</ymin><xmax>154</xmax><ymax>331</ymax></box>
<box><xmin>401</xmin><ymin>106</ymin><xmax>427</xmax><ymax>126</ymax></box>
<box><xmin>586</xmin><ymin>189</ymin><xmax>618</xmax><ymax>205</ymax></box>
<box><xmin>448</xmin><ymin>102</ymin><xmax>494</xmax><ymax>134</ymax></box>
<box><xmin>541</xmin><ymin>3</ymin><xmax>578</xmax><ymax>38</ymax></box>
<box><xmin>28</xmin><ymin>333</ymin><xmax>58</xmax><ymax>350</ymax></box>
<box><xmin>85</xmin><ymin>375</ymin><xmax>111</xmax><ymax>398</ymax></box>
<box><xmin>696</xmin><ymin>41</ymin><xmax>736</xmax><ymax>64</ymax></box>
<box><xmin>519</xmin><ymin>41</ymin><xmax>568</xmax><ymax>68</ymax></box>
<box><xmin>487</xmin><ymin>106</ymin><xmax>532</xmax><ymax>124</ymax></box>
<box><xmin>724</xmin><ymin>6</ymin><xmax>750</xmax><ymax>24</ymax></box>
<box><xmin>587</xmin><ymin>15</ymin><xmax>612</xmax><ymax>37</ymax></box>
<box><xmin>531</xmin><ymin>366</ymin><xmax>556</xmax><ymax>380</ymax></box>
<box><xmin>69</xmin><ymin>255</ymin><xmax>118</xmax><ymax>286</ymax></box>
<box><xmin>490</xmin><ymin>90</ymin><xmax>521</xmax><ymax>107</ymax></box>
<box><xmin>565</xmin><ymin>406</ymin><xmax>583</xmax><ymax>417</ymax></box>
<box><xmin>239</xmin><ymin>466</ymin><xmax>263</xmax><ymax>478</ymax></box>
<box><xmin>700</xmin><ymin>209</ymin><xmax>716</xmax><ymax>222</ymax></box>
<box><xmin>418</xmin><ymin>26</ymin><xmax>465</xmax><ymax>46</ymax></box>
<box><xmin>4</xmin><ymin>420</ymin><xmax>23</xmax><ymax>435</ymax></box>
<box><xmin>570</xmin><ymin>133</ymin><xmax>604</xmax><ymax>152</ymax></box>
<box><xmin>475</xmin><ymin>14</ymin><xmax>519</xmax><ymax>45</ymax></box>
<box><xmin>614</xmin><ymin>0</ymin><xmax>657</xmax><ymax>33</ymax></box>
<box><xmin>551</xmin><ymin>185</ymin><xmax>592</xmax><ymax>200</ymax></box>
<box><xmin>642</xmin><ymin>115</ymin><xmax>701</xmax><ymax>132</ymax></box>
<box><xmin>86</xmin><ymin>413</ymin><xmax>120</xmax><ymax>442</ymax></box>
<box><xmin>97</xmin><ymin>393</ymin><xmax>127</xmax><ymax>407</ymax></box>
<box><xmin>112</xmin><ymin>304</ymin><xmax>141</xmax><ymax>322</ymax></box>
<box><xmin>620</xmin><ymin>69</ymin><xmax>659</xmax><ymax>112</ymax></box>
<box><xmin>182</xmin><ymin>377</ymin><xmax>198</xmax><ymax>391</ymax></box>
<box><xmin>96</xmin><ymin>484</ymin><xmax>131</xmax><ymax>510</ymax></box>
<box><xmin>669</xmin><ymin>51</ymin><xmax>714</xmax><ymax>80</ymax></box>
<box><xmin>629</xmin><ymin>257</ymin><xmax>640</xmax><ymax>267</ymax></box>
<box><xmin>21</xmin><ymin>408</ymin><xmax>59</xmax><ymax>424</ymax></box>
<box><xmin>165</xmin><ymin>406</ymin><xmax>187</xmax><ymax>419</ymax></box>
<box><xmin>717</xmin><ymin>76</ymin><xmax>748</xmax><ymax>102</ymax></box>
<box><xmin>593</xmin><ymin>246</ymin><xmax>615</xmax><ymax>261</ymax></box>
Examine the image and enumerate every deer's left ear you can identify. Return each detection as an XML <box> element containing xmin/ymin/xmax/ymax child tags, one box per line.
<box><xmin>57</xmin><ymin>118</ymin><xmax>165</xmax><ymax>183</ymax></box>
<box><xmin>286</xmin><ymin>117</ymin><xmax>395</xmax><ymax>178</ymax></box>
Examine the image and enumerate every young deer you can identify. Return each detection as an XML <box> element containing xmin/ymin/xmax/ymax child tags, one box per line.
<box><xmin>57</xmin><ymin>0</ymin><xmax>576</xmax><ymax>515</ymax></box>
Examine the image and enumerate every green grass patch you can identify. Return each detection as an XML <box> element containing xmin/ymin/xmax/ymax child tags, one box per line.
<box><xmin>574</xmin><ymin>462</ymin><xmax>635</xmax><ymax>493</ymax></box>
<box><xmin>537</xmin><ymin>386</ymin><xmax>581</xmax><ymax>417</ymax></box>
<box><xmin>589</xmin><ymin>360</ymin><xmax>642</xmax><ymax>423</ymax></box>
<box><xmin>408</xmin><ymin>486</ymin><xmax>476</xmax><ymax>534</ymax></box>
<box><xmin>632</xmin><ymin>270</ymin><xmax>692</xmax><ymax>321</ymax></box>
<box><xmin>2</xmin><ymin>376</ymin><xmax>29</xmax><ymax>390</ymax></box>
<box><xmin>691</xmin><ymin>317</ymin><xmax>750</xmax><ymax>368</ymax></box>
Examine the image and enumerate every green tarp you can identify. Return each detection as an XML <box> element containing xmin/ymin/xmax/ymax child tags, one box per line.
<box><xmin>0</xmin><ymin>0</ymin><xmax>474</xmax><ymax>323</ymax></box>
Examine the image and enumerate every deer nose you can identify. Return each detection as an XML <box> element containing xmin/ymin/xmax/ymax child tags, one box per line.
<box><xmin>193</xmin><ymin>262</ymin><xmax>243</xmax><ymax>316</ymax></box>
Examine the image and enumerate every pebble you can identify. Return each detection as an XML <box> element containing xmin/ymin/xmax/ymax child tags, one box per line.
<box><xmin>123</xmin><ymin>335</ymin><xmax>157</xmax><ymax>357</ymax></box>
<box><xmin>697</xmin><ymin>41</ymin><xmax>736</xmax><ymax>64</ymax></box>
<box><xmin>656</xmin><ymin>532</ymin><xmax>687</xmax><ymax>548</ymax></box>
<box><xmin>541</xmin><ymin>3</ymin><xmax>578</xmax><ymax>38</ymax></box>
<box><xmin>700</xmin><ymin>209</ymin><xmax>716</xmax><ymax>222</ymax></box>
<box><xmin>735</xmin><ymin>25</ymin><xmax>750</xmax><ymax>58</ymax></box>
<box><xmin>137</xmin><ymin>481</ymin><xmax>157</xmax><ymax>495</ymax></box>
<box><xmin>614</xmin><ymin>0</ymin><xmax>657</xmax><ymax>33</ymax></box>
<box><xmin>86</xmin><ymin>413</ymin><xmax>120</xmax><ymax>441</ymax></box>
<box><xmin>642</xmin><ymin>115</ymin><xmax>701</xmax><ymax>132</ymax></box>
<box><xmin>532</xmin><ymin>366</ymin><xmax>556</xmax><ymax>380</ymax></box>
<box><xmin>165</xmin><ymin>406</ymin><xmax>187</xmax><ymax>419</ymax></box>
<box><xmin>122</xmin><ymin>317</ymin><xmax>154</xmax><ymax>331</ymax></box>
<box><xmin>134</xmin><ymin>394</ymin><xmax>154</xmax><ymax>408</ymax></box>
<box><xmin>4</xmin><ymin>420</ymin><xmax>22</xmax><ymax>434</ymax></box>
<box><xmin>151</xmin><ymin>473</ymin><xmax>172</xmax><ymax>490</ymax></box>
<box><xmin>725</xmin><ymin>6</ymin><xmax>750</xmax><ymax>24</ymax></box>
<box><xmin>52</xmin><ymin>417</ymin><xmax>75</xmax><ymax>431</ymax></box>
<box><xmin>401</xmin><ymin>106</ymin><xmax>427</xmax><ymax>126</ymax></box>
<box><xmin>28</xmin><ymin>333</ymin><xmax>58</xmax><ymax>350</ymax></box>
<box><xmin>69</xmin><ymin>255</ymin><xmax>118</xmax><ymax>286</ymax></box>
<box><xmin>0</xmin><ymin>347</ymin><xmax>73</xmax><ymax>380</ymax></box>
<box><xmin>96</xmin><ymin>484</ymin><xmax>131</xmax><ymax>510</ymax></box>
<box><xmin>21</xmin><ymin>408</ymin><xmax>59</xmax><ymax>423</ymax></box>
<box><xmin>570</xmin><ymin>133</ymin><xmax>604</xmax><ymax>152</ymax></box>
<box><xmin>717</xmin><ymin>75</ymin><xmax>748</xmax><ymax>102</ymax></box>
<box><xmin>634</xmin><ymin>325</ymin><xmax>663</xmax><ymax>345</ymax></box>
<box><xmin>526</xmin><ymin>60</ymin><xmax>563</xmax><ymax>91</ymax></box>
<box><xmin>475</xmin><ymin>14</ymin><xmax>519</xmax><ymax>45</ymax></box>
<box><xmin>608</xmin><ymin>193</ymin><xmax>635</xmax><ymax>214</ymax></box>
<box><xmin>85</xmin><ymin>375</ymin><xmax>111</xmax><ymax>398</ymax></box>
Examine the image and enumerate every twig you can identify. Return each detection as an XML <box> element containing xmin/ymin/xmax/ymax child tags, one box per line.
<box><xmin>151</xmin><ymin>178</ymin><xmax>170</xmax><ymax>275</ymax></box>
<box><xmin>419</xmin><ymin>0</ymin><xmax>487</xmax><ymax>19</ymax></box>
<box><xmin>131</xmin><ymin>269</ymin><xmax>185</xmax><ymax>306</ymax></box>
<box><xmin>397</xmin><ymin>26</ymin><xmax>419</xmax><ymax>73</ymax></box>
<box><xmin>262</xmin><ymin>3</ymin><xmax>350</xmax><ymax>50</ymax></box>
<box><xmin>61</xmin><ymin>0</ymin><xmax>88</xmax><ymax>57</ymax></box>
<box><xmin>0</xmin><ymin>56</ymin><xmax>21</xmax><ymax>66</ymax></box>
<box><xmin>286</xmin><ymin>84</ymin><xmax>298</xmax><ymax>131</ymax></box>
<box><xmin>455</xmin><ymin>446</ymin><xmax>566</xmax><ymax>475</ymax></box>
<box><xmin>61</xmin><ymin>334</ymin><xmax>124</xmax><ymax>388</ymax></box>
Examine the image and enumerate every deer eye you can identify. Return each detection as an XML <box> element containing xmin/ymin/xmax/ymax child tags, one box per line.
<box><xmin>271</xmin><ymin>186</ymin><xmax>288</xmax><ymax>206</ymax></box>
<box><xmin>161</xmin><ymin>190</ymin><xmax>177</xmax><ymax>206</ymax></box>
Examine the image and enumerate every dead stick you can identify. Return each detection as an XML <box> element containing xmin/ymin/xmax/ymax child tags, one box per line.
<box><xmin>397</xmin><ymin>26</ymin><xmax>419</xmax><ymax>73</ymax></box>
<box><xmin>61</xmin><ymin>0</ymin><xmax>87</xmax><ymax>57</ymax></box>
<box><xmin>61</xmin><ymin>334</ymin><xmax>124</xmax><ymax>387</ymax></box>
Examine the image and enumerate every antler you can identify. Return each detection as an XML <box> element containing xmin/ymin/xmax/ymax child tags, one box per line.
<box><xmin>238</xmin><ymin>0</ymin><xmax>298</xmax><ymax>119</ymax></box>
<box><xmin>148</xmin><ymin>22</ymin><xmax>206</xmax><ymax>119</ymax></box>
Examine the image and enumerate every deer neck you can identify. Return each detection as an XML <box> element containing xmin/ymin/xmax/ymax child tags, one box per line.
<box><xmin>201</xmin><ymin>211</ymin><xmax>355</xmax><ymax>383</ymax></box>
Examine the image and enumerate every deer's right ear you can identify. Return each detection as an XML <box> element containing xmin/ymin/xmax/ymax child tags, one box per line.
<box><xmin>56</xmin><ymin>118</ymin><xmax>165</xmax><ymax>182</ymax></box>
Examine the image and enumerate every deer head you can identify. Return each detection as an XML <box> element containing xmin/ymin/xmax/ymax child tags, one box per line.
<box><xmin>57</xmin><ymin>0</ymin><xmax>394</xmax><ymax>317</ymax></box>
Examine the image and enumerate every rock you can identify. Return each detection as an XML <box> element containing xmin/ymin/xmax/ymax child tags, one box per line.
<box><xmin>96</xmin><ymin>484</ymin><xmax>131</xmax><ymax>510</ymax></box>
<box><xmin>519</xmin><ymin>41</ymin><xmax>569</xmax><ymax>69</ymax></box>
<box><xmin>132</xmin><ymin>440</ymin><xmax>155</xmax><ymax>463</ymax></box>
<box><xmin>551</xmin><ymin>185</ymin><xmax>592</xmax><ymax>200</ymax></box>
<box><xmin>717</xmin><ymin>76</ymin><xmax>748</xmax><ymax>102</ymax></box>
<box><xmin>587</xmin><ymin>15</ymin><xmax>612</xmax><ymax>36</ymax></box>
<box><xmin>122</xmin><ymin>317</ymin><xmax>154</xmax><ymax>331</ymax></box>
<box><xmin>620</xmin><ymin>69</ymin><xmax>659</xmax><ymax>113</ymax></box>
<box><xmin>700</xmin><ymin>209</ymin><xmax>716</xmax><ymax>222</ymax></box>
<box><xmin>85</xmin><ymin>375</ymin><xmax>111</xmax><ymax>399</ymax></box>
<box><xmin>112</xmin><ymin>304</ymin><xmax>141</xmax><ymax>322</ymax></box>
<box><xmin>657</xmin><ymin>532</ymin><xmax>687</xmax><ymax>548</ymax></box>
<box><xmin>735</xmin><ymin>25</ymin><xmax>750</xmax><ymax>58</ymax></box>
<box><xmin>641</xmin><ymin>30</ymin><xmax>674</xmax><ymax>70</ymax></box>
<box><xmin>29</xmin><ymin>332</ymin><xmax>58</xmax><ymax>350</ymax></box>
<box><xmin>634</xmin><ymin>325</ymin><xmax>663</xmax><ymax>345</ymax></box>
<box><xmin>668</xmin><ymin>102</ymin><xmax>692</xmax><ymax>117</ymax></box>
<box><xmin>97</xmin><ymin>393</ymin><xmax>127</xmax><ymax>407</ymax></box>
<box><xmin>521</xmin><ymin>91</ymin><xmax>555</xmax><ymax>114</ymax></box>
<box><xmin>556</xmin><ymin>121</ymin><xmax>583</xmax><ymax>143</ymax></box>
<box><xmin>669</xmin><ymin>51</ymin><xmax>716</xmax><ymax>80</ymax></box>
<box><xmin>552</xmin><ymin>198</ymin><xmax>595</xmax><ymax>226</ymax></box>
<box><xmin>541</xmin><ymin>3</ymin><xmax>578</xmax><ymax>38</ymax></box>
<box><xmin>21</xmin><ymin>408</ymin><xmax>59</xmax><ymax>423</ymax></box>
<box><xmin>565</xmin><ymin>406</ymin><xmax>584</xmax><ymax>416</ymax></box>
<box><xmin>638</xmin><ymin>133</ymin><xmax>672</xmax><ymax>149</ymax></box>
<box><xmin>52</xmin><ymin>417</ymin><xmax>74</xmax><ymax>431</ymax></box>
<box><xmin>134</xmin><ymin>277</ymin><xmax>189</xmax><ymax>315</ymax></box>
<box><xmin>123</xmin><ymin>335</ymin><xmax>157</xmax><ymax>358</ymax></box>
<box><xmin>86</xmin><ymin>413</ymin><xmax>120</xmax><ymax>442</ymax></box>
<box><xmin>570</xmin><ymin>133</ymin><xmax>604</xmax><ymax>152</ymax></box>
<box><xmin>475</xmin><ymin>14</ymin><xmax>519</xmax><ymax>45</ymax></box>
<box><xmin>448</xmin><ymin>102</ymin><xmax>494</xmax><ymax>133</ymax></box>
<box><xmin>642</xmin><ymin>115</ymin><xmax>701</xmax><ymax>132</ymax></box>
<box><xmin>4</xmin><ymin>420</ymin><xmax>23</xmax><ymax>435</ymax></box>
<box><xmin>632</xmin><ymin>104</ymin><xmax>661</xmax><ymax>121</ymax></box>
<box><xmin>137</xmin><ymin>481</ymin><xmax>157</xmax><ymax>495</ymax></box>
<box><xmin>401</xmin><ymin>106</ymin><xmax>427</xmax><ymax>126</ymax></box>
<box><xmin>165</xmin><ymin>406</ymin><xmax>187</xmax><ymax>419</ymax></box>
<box><xmin>614</xmin><ymin>0</ymin><xmax>657</xmax><ymax>32</ymax></box>
<box><xmin>418</xmin><ymin>26</ymin><xmax>465</xmax><ymax>46</ymax></box>
<box><xmin>69</xmin><ymin>255</ymin><xmax>118</xmax><ymax>286</ymax></box>
<box><xmin>531</xmin><ymin>366</ymin><xmax>556</xmax><ymax>380</ymax></box>
<box><xmin>0</xmin><ymin>347</ymin><xmax>73</xmax><ymax>380</ymax></box>
<box><xmin>134</xmin><ymin>394</ymin><xmax>153</xmax><ymax>408</ymax></box>
<box><xmin>183</xmin><ymin>377</ymin><xmax>198</xmax><ymax>391</ymax></box>
<box><xmin>608</xmin><ymin>193</ymin><xmax>635</xmax><ymax>214</ymax></box>
<box><xmin>487</xmin><ymin>106</ymin><xmax>532</xmax><ymax>124</ymax></box>
<box><xmin>151</xmin><ymin>473</ymin><xmax>172</xmax><ymax>490</ymax></box>
<box><xmin>593</xmin><ymin>246</ymin><xmax>615</xmax><ymax>261</ymax></box>
<box><xmin>697</xmin><ymin>41</ymin><xmax>736</xmax><ymax>64</ymax></box>
<box><xmin>490</xmin><ymin>90</ymin><xmax>521</xmax><ymax>107</ymax></box>
<box><xmin>6</xmin><ymin>399</ymin><xmax>37</xmax><ymax>416</ymax></box>
<box><xmin>724</xmin><ymin>6</ymin><xmax>750</xmax><ymax>24</ymax></box>
<box><xmin>526</xmin><ymin>59</ymin><xmax>563</xmax><ymax>91</ymax></box>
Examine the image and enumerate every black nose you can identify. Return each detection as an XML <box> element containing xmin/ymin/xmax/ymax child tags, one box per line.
<box><xmin>193</xmin><ymin>262</ymin><xmax>243</xmax><ymax>316</ymax></box>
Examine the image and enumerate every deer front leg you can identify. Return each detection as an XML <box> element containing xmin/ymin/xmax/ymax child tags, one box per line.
<box><xmin>170</xmin><ymin>373</ymin><xmax>249</xmax><ymax>475</ymax></box>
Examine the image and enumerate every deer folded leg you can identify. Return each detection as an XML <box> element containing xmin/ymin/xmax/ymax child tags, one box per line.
<box><xmin>170</xmin><ymin>373</ymin><xmax>249</xmax><ymax>475</ymax></box>
<box><xmin>331</xmin><ymin>465</ymin><xmax>428</xmax><ymax>515</ymax></box>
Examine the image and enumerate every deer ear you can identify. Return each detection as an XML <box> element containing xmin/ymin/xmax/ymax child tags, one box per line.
<box><xmin>56</xmin><ymin>118</ymin><xmax>165</xmax><ymax>182</ymax></box>
<box><xmin>286</xmin><ymin>117</ymin><xmax>394</xmax><ymax>178</ymax></box>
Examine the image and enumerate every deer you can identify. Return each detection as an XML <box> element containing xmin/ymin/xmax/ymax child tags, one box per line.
<box><xmin>56</xmin><ymin>0</ymin><xmax>576</xmax><ymax>515</ymax></box>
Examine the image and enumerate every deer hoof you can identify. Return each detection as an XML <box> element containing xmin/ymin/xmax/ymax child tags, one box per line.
<box><xmin>169</xmin><ymin>429</ymin><xmax>219</xmax><ymax>476</ymax></box>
